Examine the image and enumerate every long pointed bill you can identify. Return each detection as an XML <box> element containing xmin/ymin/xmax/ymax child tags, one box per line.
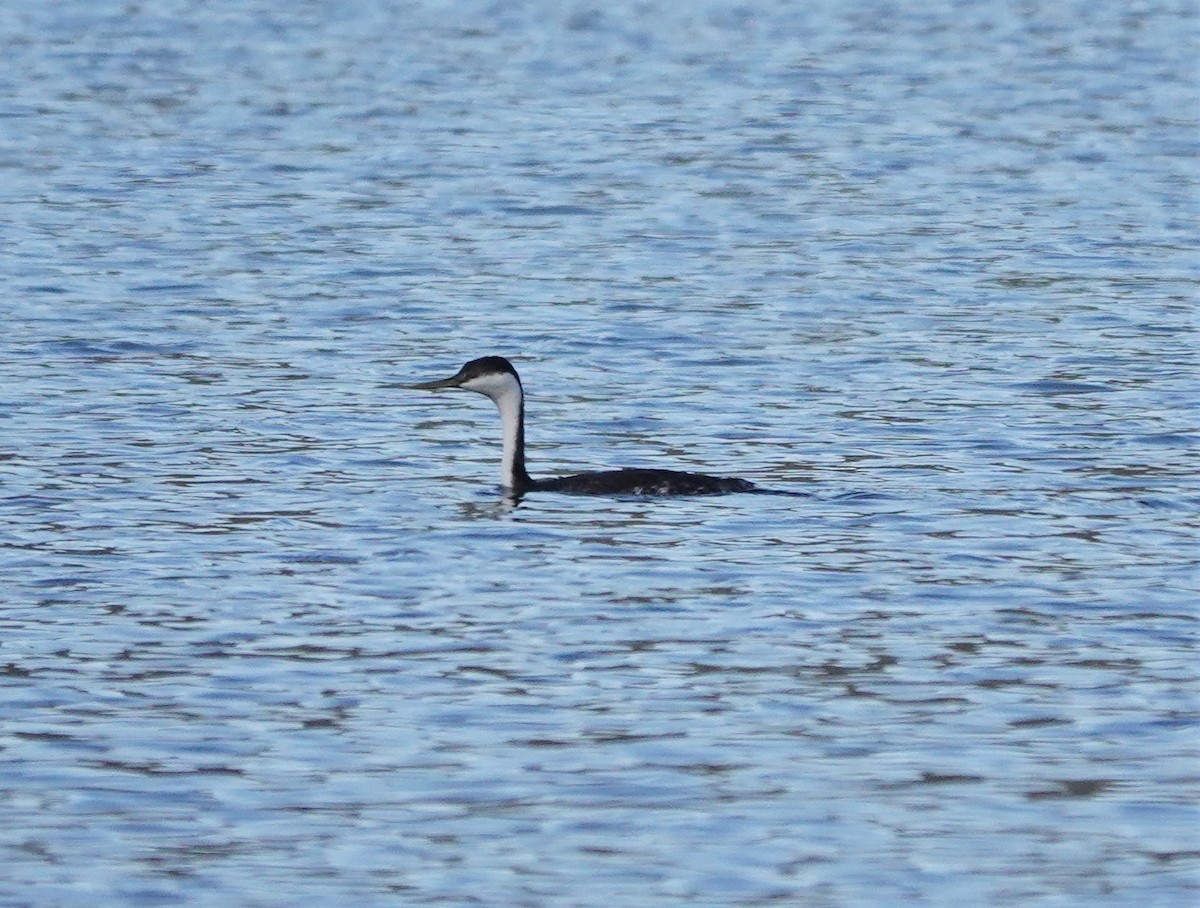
<box><xmin>405</xmin><ymin>370</ymin><xmax>466</xmax><ymax>390</ymax></box>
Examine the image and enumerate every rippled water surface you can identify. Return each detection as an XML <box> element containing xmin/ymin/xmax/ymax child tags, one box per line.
<box><xmin>2</xmin><ymin>1</ymin><xmax>1198</xmax><ymax>905</ymax></box>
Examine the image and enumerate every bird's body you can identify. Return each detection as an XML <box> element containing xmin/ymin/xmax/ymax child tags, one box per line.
<box><xmin>408</xmin><ymin>356</ymin><xmax>758</xmax><ymax>497</ymax></box>
<box><xmin>534</xmin><ymin>468</ymin><xmax>755</xmax><ymax>497</ymax></box>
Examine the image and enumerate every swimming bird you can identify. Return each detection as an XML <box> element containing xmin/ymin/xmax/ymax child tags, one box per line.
<box><xmin>408</xmin><ymin>356</ymin><xmax>758</xmax><ymax>496</ymax></box>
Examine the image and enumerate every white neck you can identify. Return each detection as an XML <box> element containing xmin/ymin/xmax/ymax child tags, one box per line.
<box><xmin>495</xmin><ymin>382</ymin><xmax>522</xmax><ymax>488</ymax></box>
<box><xmin>461</xmin><ymin>372</ymin><xmax>526</xmax><ymax>488</ymax></box>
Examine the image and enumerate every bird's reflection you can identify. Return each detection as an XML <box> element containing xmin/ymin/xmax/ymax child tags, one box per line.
<box><xmin>455</xmin><ymin>492</ymin><xmax>523</xmax><ymax>519</ymax></box>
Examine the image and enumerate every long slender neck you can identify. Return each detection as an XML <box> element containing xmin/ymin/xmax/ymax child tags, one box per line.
<box><xmin>492</xmin><ymin>379</ymin><xmax>533</xmax><ymax>491</ymax></box>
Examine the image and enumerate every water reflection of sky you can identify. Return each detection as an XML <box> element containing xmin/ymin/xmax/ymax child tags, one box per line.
<box><xmin>2</xmin><ymin>1</ymin><xmax>1197</xmax><ymax>905</ymax></box>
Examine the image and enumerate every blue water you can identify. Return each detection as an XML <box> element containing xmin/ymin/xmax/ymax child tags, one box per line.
<box><xmin>2</xmin><ymin>1</ymin><xmax>1197</xmax><ymax>905</ymax></box>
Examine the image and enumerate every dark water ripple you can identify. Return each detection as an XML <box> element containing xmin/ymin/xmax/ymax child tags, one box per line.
<box><xmin>2</xmin><ymin>0</ymin><xmax>1198</xmax><ymax>905</ymax></box>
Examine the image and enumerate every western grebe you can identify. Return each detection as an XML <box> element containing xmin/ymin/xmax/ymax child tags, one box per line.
<box><xmin>408</xmin><ymin>356</ymin><xmax>759</xmax><ymax>496</ymax></box>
